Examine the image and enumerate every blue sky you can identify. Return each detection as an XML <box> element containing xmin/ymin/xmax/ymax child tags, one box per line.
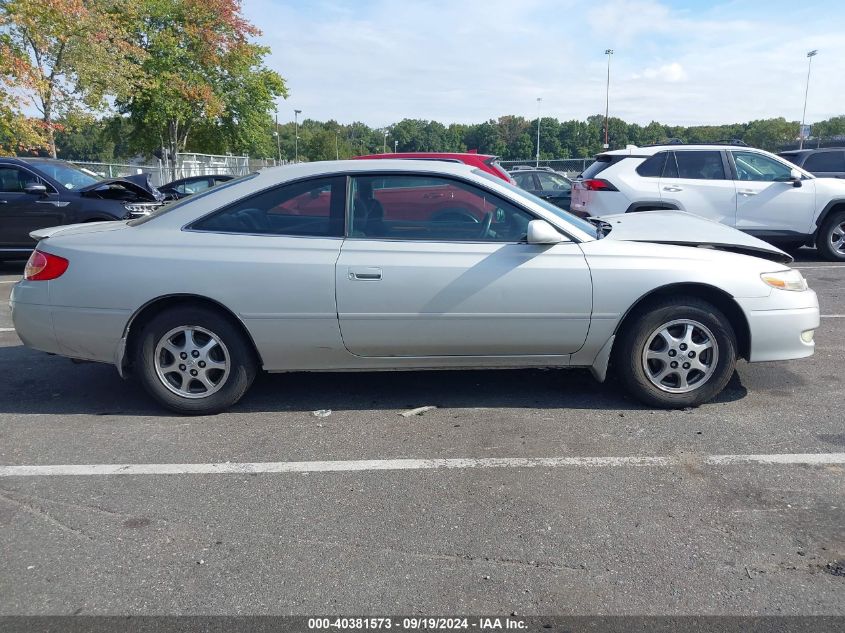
<box><xmin>245</xmin><ymin>0</ymin><xmax>844</xmax><ymax>127</ymax></box>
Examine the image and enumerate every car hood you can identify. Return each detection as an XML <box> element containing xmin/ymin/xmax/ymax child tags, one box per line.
<box><xmin>593</xmin><ymin>210</ymin><xmax>792</xmax><ymax>264</ymax></box>
<box><xmin>78</xmin><ymin>175</ymin><xmax>163</xmax><ymax>201</ymax></box>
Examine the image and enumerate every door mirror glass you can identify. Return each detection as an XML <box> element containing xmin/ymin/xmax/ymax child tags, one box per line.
<box><xmin>527</xmin><ymin>219</ymin><xmax>564</xmax><ymax>244</ymax></box>
<box><xmin>24</xmin><ymin>183</ymin><xmax>47</xmax><ymax>195</ymax></box>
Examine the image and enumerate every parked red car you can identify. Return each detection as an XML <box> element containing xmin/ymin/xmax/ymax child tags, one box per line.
<box><xmin>353</xmin><ymin>152</ymin><xmax>516</xmax><ymax>185</ymax></box>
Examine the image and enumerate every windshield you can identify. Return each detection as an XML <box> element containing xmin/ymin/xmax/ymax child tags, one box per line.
<box><xmin>127</xmin><ymin>172</ymin><xmax>258</xmax><ymax>225</ymax></box>
<box><xmin>472</xmin><ymin>169</ymin><xmax>596</xmax><ymax>237</ymax></box>
<box><xmin>27</xmin><ymin>160</ymin><xmax>100</xmax><ymax>190</ymax></box>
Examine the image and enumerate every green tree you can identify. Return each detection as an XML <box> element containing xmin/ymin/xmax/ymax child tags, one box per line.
<box><xmin>0</xmin><ymin>0</ymin><xmax>143</xmax><ymax>157</ymax></box>
<box><xmin>120</xmin><ymin>0</ymin><xmax>287</xmax><ymax>168</ymax></box>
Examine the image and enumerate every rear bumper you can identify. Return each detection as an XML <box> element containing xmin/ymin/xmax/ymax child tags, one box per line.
<box><xmin>11</xmin><ymin>282</ymin><xmax>129</xmax><ymax>364</ymax></box>
<box><xmin>736</xmin><ymin>291</ymin><xmax>820</xmax><ymax>362</ymax></box>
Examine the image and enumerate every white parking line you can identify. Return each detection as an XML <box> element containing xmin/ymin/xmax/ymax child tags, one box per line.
<box><xmin>794</xmin><ymin>265</ymin><xmax>845</xmax><ymax>269</ymax></box>
<box><xmin>821</xmin><ymin>315</ymin><xmax>845</xmax><ymax>318</ymax></box>
<box><xmin>1</xmin><ymin>453</ymin><xmax>843</xmax><ymax>478</ymax></box>
<box><xmin>0</xmin><ymin>328</ymin><xmax>15</xmax><ymax>333</ymax></box>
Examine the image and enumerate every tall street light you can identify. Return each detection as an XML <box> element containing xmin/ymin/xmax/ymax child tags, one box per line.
<box><xmin>383</xmin><ymin>130</ymin><xmax>389</xmax><ymax>153</ymax></box>
<box><xmin>799</xmin><ymin>49</ymin><xmax>818</xmax><ymax>150</ymax></box>
<box><xmin>294</xmin><ymin>109</ymin><xmax>302</xmax><ymax>162</ymax></box>
<box><xmin>273</xmin><ymin>110</ymin><xmax>282</xmax><ymax>163</ymax></box>
<box><xmin>394</xmin><ymin>140</ymin><xmax>398</xmax><ymax>152</ymax></box>
<box><xmin>535</xmin><ymin>97</ymin><xmax>542</xmax><ymax>167</ymax></box>
<box><xmin>604</xmin><ymin>49</ymin><xmax>614</xmax><ymax>149</ymax></box>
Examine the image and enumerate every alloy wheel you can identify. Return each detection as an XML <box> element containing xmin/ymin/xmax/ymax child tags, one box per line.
<box><xmin>154</xmin><ymin>326</ymin><xmax>230</xmax><ymax>399</ymax></box>
<box><xmin>641</xmin><ymin>319</ymin><xmax>719</xmax><ymax>394</ymax></box>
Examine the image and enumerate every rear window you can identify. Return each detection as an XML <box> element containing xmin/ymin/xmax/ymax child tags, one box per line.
<box><xmin>580</xmin><ymin>155</ymin><xmax>621</xmax><ymax>179</ymax></box>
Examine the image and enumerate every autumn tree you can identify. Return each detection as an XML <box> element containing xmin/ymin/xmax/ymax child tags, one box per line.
<box><xmin>121</xmin><ymin>0</ymin><xmax>287</xmax><ymax>167</ymax></box>
<box><xmin>0</xmin><ymin>0</ymin><xmax>143</xmax><ymax>157</ymax></box>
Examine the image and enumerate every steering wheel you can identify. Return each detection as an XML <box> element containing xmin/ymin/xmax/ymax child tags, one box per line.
<box><xmin>478</xmin><ymin>212</ymin><xmax>493</xmax><ymax>239</ymax></box>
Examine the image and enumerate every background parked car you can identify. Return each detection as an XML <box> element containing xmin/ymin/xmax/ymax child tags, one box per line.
<box><xmin>158</xmin><ymin>174</ymin><xmax>234</xmax><ymax>200</ymax></box>
<box><xmin>571</xmin><ymin>143</ymin><xmax>845</xmax><ymax>260</ymax></box>
<box><xmin>778</xmin><ymin>148</ymin><xmax>845</xmax><ymax>179</ymax></box>
<box><xmin>509</xmin><ymin>166</ymin><xmax>575</xmax><ymax>214</ymax></box>
<box><xmin>0</xmin><ymin>157</ymin><xmax>163</xmax><ymax>260</ymax></box>
<box><xmin>354</xmin><ymin>152</ymin><xmax>516</xmax><ymax>185</ymax></box>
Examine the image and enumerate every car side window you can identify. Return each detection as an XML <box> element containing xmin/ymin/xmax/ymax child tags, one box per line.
<box><xmin>512</xmin><ymin>172</ymin><xmax>535</xmax><ymax>189</ymax></box>
<box><xmin>636</xmin><ymin>152</ymin><xmax>667</xmax><ymax>177</ymax></box>
<box><xmin>184</xmin><ymin>179</ymin><xmax>211</xmax><ymax>194</ymax></box>
<box><xmin>191</xmin><ymin>176</ymin><xmax>345</xmax><ymax>237</ymax></box>
<box><xmin>349</xmin><ymin>175</ymin><xmax>535</xmax><ymax>242</ymax></box>
<box><xmin>0</xmin><ymin>165</ymin><xmax>34</xmax><ymax>192</ymax></box>
<box><xmin>537</xmin><ymin>172</ymin><xmax>571</xmax><ymax>191</ymax></box>
<box><xmin>732</xmin><ymin>151</ymin><xmax>794</xmax><ymax>182</ymax></box>
<box><xmin>803</xmin><ymin>151</ymin><xmax>845</xmax><ymax>173</ymax></box>
<box><xmin>670</xmin><ymin>151</ymin><xmax>726</xmax><ymax>180</ymax></box>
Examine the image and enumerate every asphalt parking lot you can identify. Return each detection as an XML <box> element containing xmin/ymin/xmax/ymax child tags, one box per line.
<box><xmin>0</xmin><ymin>250</ymin><xmax>843</xmax><ymax>616</ymax></box>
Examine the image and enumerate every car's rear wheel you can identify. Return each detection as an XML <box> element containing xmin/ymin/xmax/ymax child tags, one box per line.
<box><xmin>816</xmin><ymin>210</ymin><xmax>845</xmax><ymax>261</ymax></box>
<box><xmin>615</xmin><ymin>298</ymin><xmax>737</xmax><ymax>408</ymax></box>
<box><xmin>134</xmin><ymin>306</ymin><xmax>257</xmax><ymax>414</ymax></box>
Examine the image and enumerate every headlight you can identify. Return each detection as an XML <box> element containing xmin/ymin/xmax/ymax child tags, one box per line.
<box><xmin>761</xmin><ymin>270</ymin><xmax>808</xmax><ymax>291</ymax></box>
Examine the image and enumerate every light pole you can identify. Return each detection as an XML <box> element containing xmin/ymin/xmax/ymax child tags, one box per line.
<box><xmin>383</xmin><ymin>130</ymin><xmax>388</xmax><ymax>153</ymax></box>
<box><xmin>604</xmin><ymin>49</ymin><xmax>613</xmax><ymax>149</ymax></box>
<box><xmin>294</xmin><ymin>109</ymin><xmax>302</xmax><ymax>162</ymax></box>
<box><xmin>394</xmin><ymin>140</ymin><xmax>398</xmax><ymax>152</ymax></box>
<box><xmin>273</xmin><ymin>110</ymin><xmax>282</xmax><ymax>163</ymax></box>
<box><xmin>535</xmin><ymin>97</ymin><xmax>542</xmax><ymax>167</ymax></box>
<box><xmin>799</xmin><ymin>49</ymin><xmax>818</xmax><ymax>150</ymax></box>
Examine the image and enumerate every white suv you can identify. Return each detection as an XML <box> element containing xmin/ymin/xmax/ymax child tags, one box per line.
<box><xmin>571</xmin><ymin>144</ymin><xmax>845</xmax><ymax>261</ymax></box>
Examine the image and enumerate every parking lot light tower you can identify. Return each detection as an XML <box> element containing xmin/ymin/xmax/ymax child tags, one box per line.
<box><xmin>294</xmin><ymin>109</ymin><xmax>302</xmax><ymax>162</ymax></box>
<box><xmin>394</xmin><ymin>139</ymin><xmax>399</xmax><ymax>152</ymax></box>
<box><xmin>274</xmin><ymin>110</ymin><xmax>282</xmax><ymax>163</ymax></box>
<box><xmin>383</xmin><ymin>130</ymin><xmax>389</xmax><ymax>153</ymax></box>
<box><xmin>604</xmin><ymin>49</ymin><xmax>613</xmax><ymax>149</ymax></box>
<box><xmin>799</xmin><ymin>50</ymin><xmax>818</xmax><ymax>150</ymax></box>
<box><xmin>535</xmin><ymin>97</ymin><xmax>542</xmax><ymax>167</ymax></box>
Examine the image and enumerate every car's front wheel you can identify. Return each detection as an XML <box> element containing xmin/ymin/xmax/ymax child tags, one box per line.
<box><xmin>134</xmin><ymin>306</ymin><xmax>257</xmax><ymax>414</ymax></box>
<box><xmin>615</xmin><ymin>298</ymin><xmax>737</xmax><ymax>408</ymax></box>
<box><xmin>817</xmin><ymin>210</ymin><xmax>845</xmax><ymax>261</ymax></box>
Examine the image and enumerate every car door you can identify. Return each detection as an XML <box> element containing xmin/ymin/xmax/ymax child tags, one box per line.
<box><xmin>0</xmin><ymin>163</ymin><xmax>65</xmax><ymax>248</ymax></box>
<box><xmin>801</xmin><ymin>150</ymin><xmax>845</xmax><ymax>179</ymax></box>
<box><xmin>335</xmin><ymin>174</ymin><xmax>592</xmax><ymax>357</ymax></box>
<box><xmin>729</xmin><ymin>150</ymin><xmax>818</xmax><ymax>236</ymax></box>
<box><xmin>658</xmin><ymin>150</ymin><xmax>737</xmax><ymax>225</ymax></box>
<box><xmin>535</xmin><ymin>171</ymin><xmax>572</xmax><ymax>210</ymax></box>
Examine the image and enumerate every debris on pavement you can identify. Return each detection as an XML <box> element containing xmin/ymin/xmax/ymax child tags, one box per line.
<box><xmin>399</xmin><ymin>405</ymin><xmax>437</xmax><ymax>418</ymax></box>
<box><xmin>312</xmin><ymin>409</ymin><xmax>332</xmax><ymax>418</ymax></box>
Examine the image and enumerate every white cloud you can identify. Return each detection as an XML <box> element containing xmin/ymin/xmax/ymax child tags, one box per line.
<box><xmin>244</xmin><ymin>0</ymin><xmax>845</xmax><ymax>127</ymax></box>
<box><xmin>633</xmin><ymin>62</ymin><xmax>688</xmax><ymax>82</ymax></box>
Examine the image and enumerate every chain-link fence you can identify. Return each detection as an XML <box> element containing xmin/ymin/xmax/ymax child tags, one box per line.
<box><xmin>73</xmin><ymin>154</ymin><xmax>286</xmax><ymax>188</ymax></box>
<box><xmin>499</xmin><ymin>158</ymin><xmax>593</xmax><ymax>176</ymax></box>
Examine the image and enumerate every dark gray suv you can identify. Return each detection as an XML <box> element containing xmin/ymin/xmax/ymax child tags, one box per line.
<box><xmin>779</xmin><ymin>148</ymin><xmax>845</xmax><ymax>179</ymax></box>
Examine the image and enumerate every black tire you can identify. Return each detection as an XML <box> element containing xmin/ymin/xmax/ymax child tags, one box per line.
<box><xmin>614</xmin><ymin>297</ymin><xmax>737</xmax><ymax>408</ymax></box>
<box><xmin>816</xmin><ymin>210</ymin><xmax>845</xmax><ymax>261</ymax></box>
<box><xmin>133</xmin><ymin>306</ymin><xmax>257</xmax><ymax>414</ymax></box>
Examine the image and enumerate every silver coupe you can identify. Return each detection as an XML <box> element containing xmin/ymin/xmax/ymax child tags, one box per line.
<box><xmin>11</xmin><ymin>160</ymin><xmax>819</xmax><ymax>414</ymax></box>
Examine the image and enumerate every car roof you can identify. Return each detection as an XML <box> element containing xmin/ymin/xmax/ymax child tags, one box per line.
<box><xmin>256</xmin><ymin>159</ymin><xmax>480</xmax><ymax>182</ymax></box>
<box><xmin>601</xmin><ymin>144</ymin><xmax>767</xmax><ymax>157</ymax></box>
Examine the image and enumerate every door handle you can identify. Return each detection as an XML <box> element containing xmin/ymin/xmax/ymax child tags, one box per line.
<box><xmin>348</xmin><ymin>267</ymin><xmax>382</xmax><ymax>281</ymax></box>
<box><xmin>737</xmin><ymin>189</ymin><xmax>757</xmax><ymax>196</ymax></box>
<box><xmin>0</xmin><ymin>200</ymin><xmax>7</xmax><ymax>204</ymax></box>
<box><xmin>662</xmin><ymin>186</ymin><xmax>683</xmax><ymax>192</ymax></box>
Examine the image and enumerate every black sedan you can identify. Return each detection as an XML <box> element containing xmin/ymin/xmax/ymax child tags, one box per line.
<box><xmin>158</xmin><ymin>174</ymin><xmax>234</xmax><ymax>200</ymax></box>
<box><xmin>0</xmin><ymin>157</ymin><xmax>163</xmax><ymax>259</ymax></box>
<box><xmin>509</xmin><ymin>167</ymin><xmax>574</xmax><ymax>214</ymax></box>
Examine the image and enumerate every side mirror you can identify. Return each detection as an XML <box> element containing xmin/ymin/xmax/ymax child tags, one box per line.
<box><xmin>24</xmin><ymin>183</ymin><xmax>47</xmax><ymax>195</ymax></box>
<box><xmin>527</xmin><ymin>219</ymin><xmax>564</xmax><ymax>245</ymax></box>
<box><xmin>790</xmin><ymin>168</ymin><xmax>802</xmax><ymax>188</ymax></box>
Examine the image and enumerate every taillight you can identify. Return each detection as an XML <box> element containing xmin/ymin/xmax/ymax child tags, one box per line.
<box><xmin>24</xmin><ymin>250</ymin><xmax>69</xmax><ymax>281</ymax></box>
<box><xmin>580</xmin><ymin>178</ymin><xmax>618</xmax><ymax>191</ymax></box>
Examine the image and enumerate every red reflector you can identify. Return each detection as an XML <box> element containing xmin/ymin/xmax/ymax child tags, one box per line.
<box><xmin>24</xmin><ymin>250</ymin><xmax>69</xmax><ymax>281</ymax></box>
<box><xmin>581</xmin><ymin>178</ymin><xmax>618</xmax><ymax>191</ymax></box>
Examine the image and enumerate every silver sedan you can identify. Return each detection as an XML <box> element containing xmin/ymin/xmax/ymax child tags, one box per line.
<box><xmin>11</xmin><ymin>161</ymin><xmax>819</xmax><ymax>414</ymax></box>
